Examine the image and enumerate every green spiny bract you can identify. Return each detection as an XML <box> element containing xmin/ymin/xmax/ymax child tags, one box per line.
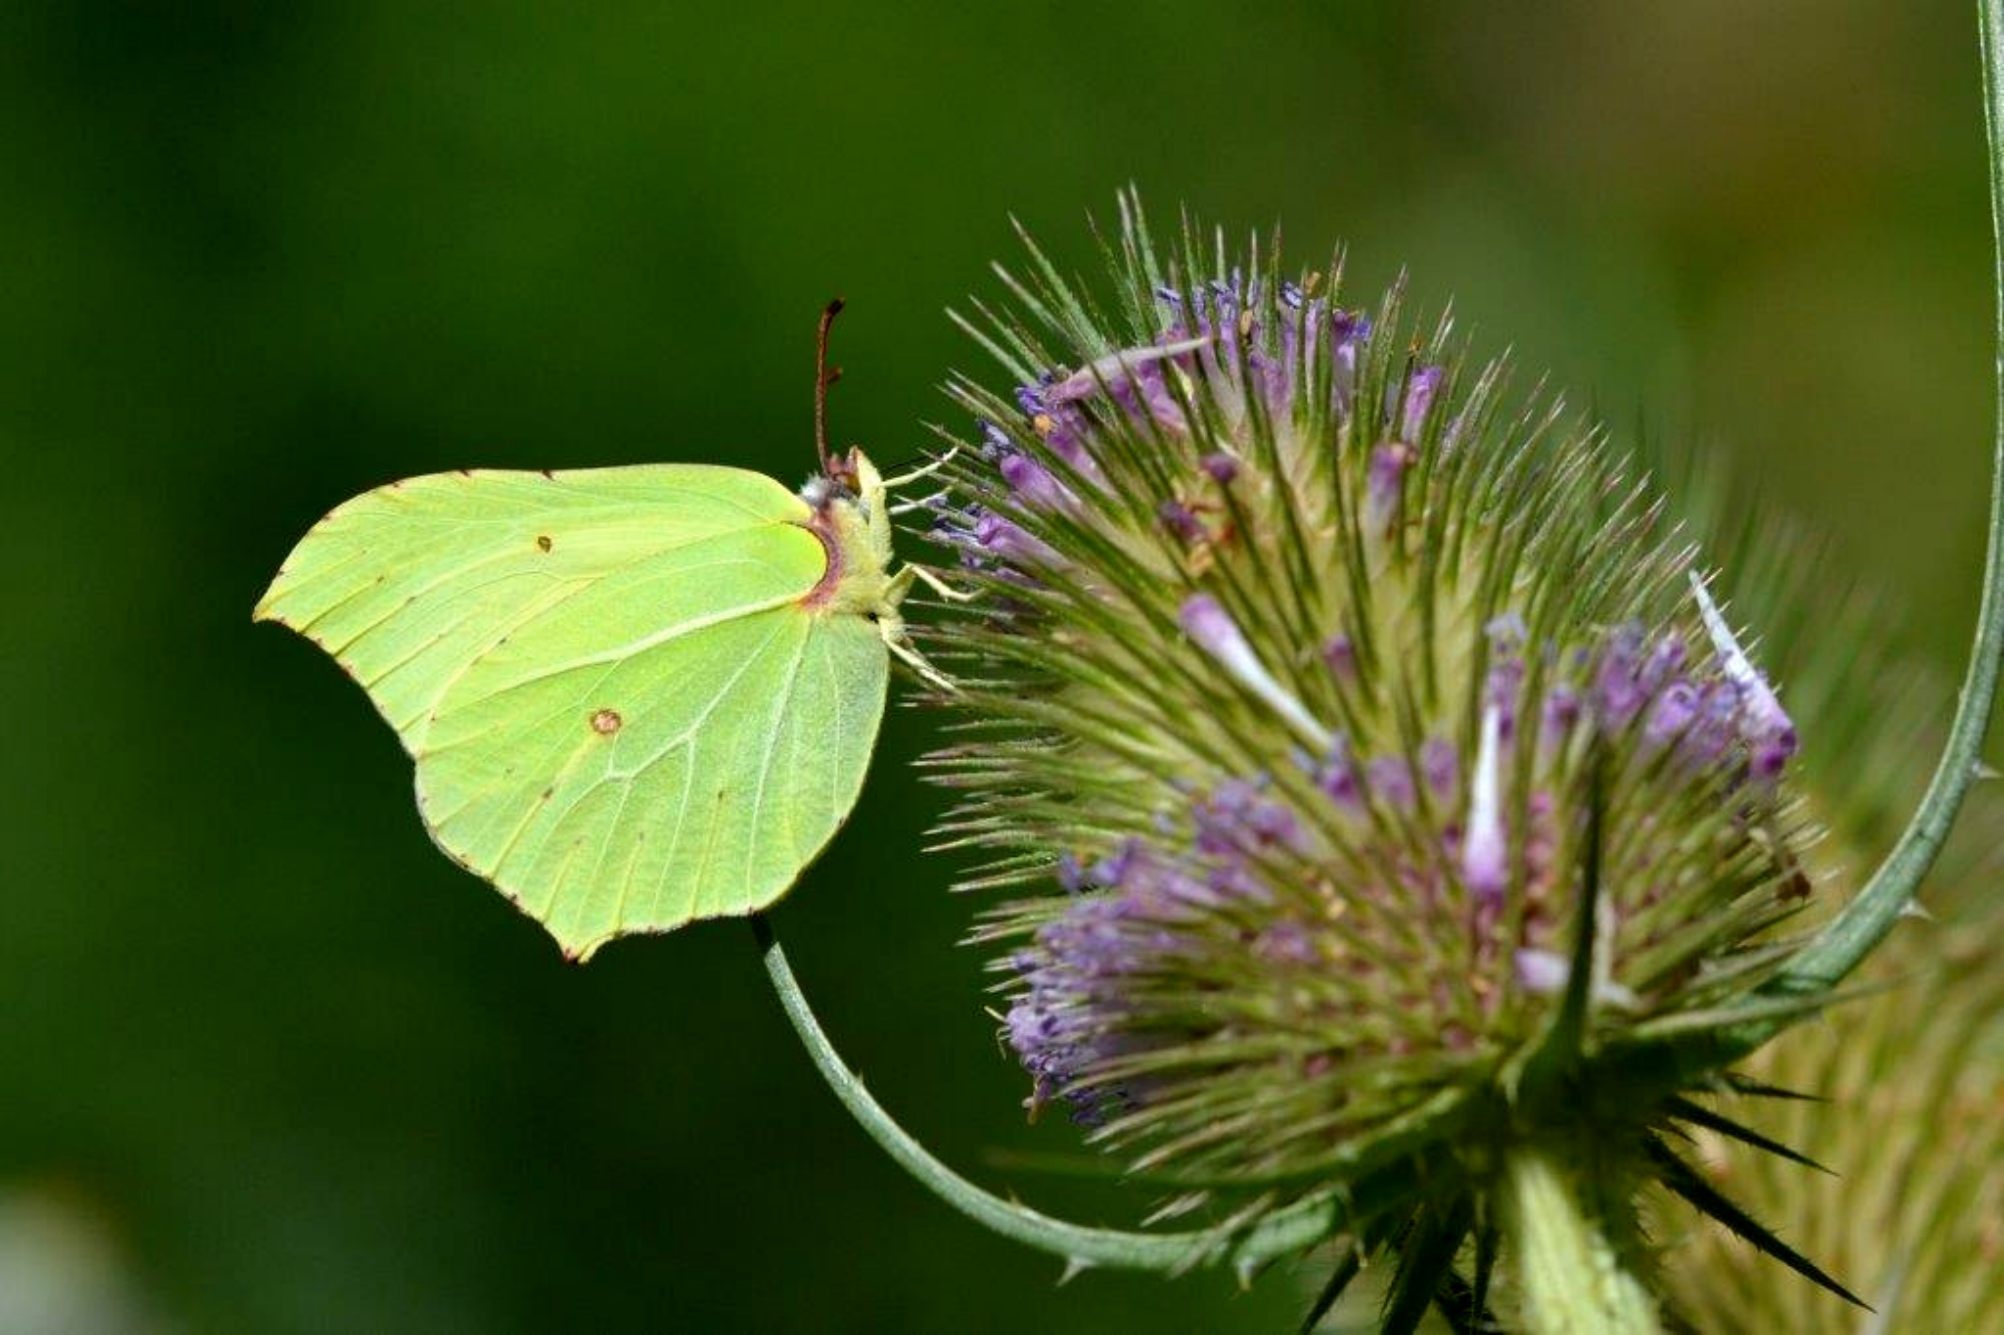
<box><xmin>1662</xmin><ymin>921</ymin><xmax>2004</xmax><ymax>1331</ymax></box>
<box><xmin>917</xmin><ymin>198</ymin><xmax>1839</xmax><ymax>1302</ymax></box>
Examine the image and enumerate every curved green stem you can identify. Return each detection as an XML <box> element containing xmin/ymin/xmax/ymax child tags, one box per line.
<box><xmin>752</xmin><ymin>915</ymin><xmax>1338</xmax><ymax>1271</ymax></box>
<box><xmin>1742</xmin><ymin>0</ymin><xmax>2004</xmax><ymax>1034</ymax></box>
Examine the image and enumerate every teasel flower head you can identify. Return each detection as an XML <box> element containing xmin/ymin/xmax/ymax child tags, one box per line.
<box><xmin>914</xmin><ymin>196</ymin><xmax>1856</xmax><ymax>1315</ymax></box>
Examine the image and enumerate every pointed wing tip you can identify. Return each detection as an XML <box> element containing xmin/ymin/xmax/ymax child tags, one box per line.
<box><xmin>545</xmin><ymin>889</ymin><xmax>806</xmax><ymax>963</ymax></box>
<box><xmin>547</xmin><ymin>919</ymin><xmax>708</xmax><ymax>965</ymax></box>
<box><xmin>252</xmin><ymin>598</ymin><xmax>317</xmax><ymax>641</ymax></box>
<box><xmin>252</xmin><ymin>570</ymin><xmax>297</xmax><ymax>626</ymax></box>
<box><xmin>543</xmin><ymin>915</ymin><xmax>618</xmax><ymax>964</ymax></box>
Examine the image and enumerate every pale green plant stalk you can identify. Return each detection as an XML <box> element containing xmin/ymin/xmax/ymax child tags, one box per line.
<box><xmin>1505</xmin><ymin>1149</ymin><xmax>1659</xmax><ymax>1335</ymax></box>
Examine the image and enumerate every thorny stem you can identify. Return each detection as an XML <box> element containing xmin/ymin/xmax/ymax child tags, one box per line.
<box><xmin>753</xmin><ymin>914</ymin><xmax>1337</xmax><ymax>1271</ymax></box>
<box><xmin>1724</xmin><ymin>0</ymin><xmax>2004</xmax><ymax>1055</ymax></box>
<box><xmin>754</xmin><ymin>0</ymin><xmax>2004</xmax><ymax>1275</ymax></box>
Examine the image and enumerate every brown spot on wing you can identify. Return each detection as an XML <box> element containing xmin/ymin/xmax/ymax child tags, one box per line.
<box><xmin>590</xmin><ymin>708</ymin><xmax>623</xmax><ymax>735</ymax></box>
<box><xmin>536</xmin><ymin>534</ymin><xmax>553</xmax><ymax>553</ymax></box>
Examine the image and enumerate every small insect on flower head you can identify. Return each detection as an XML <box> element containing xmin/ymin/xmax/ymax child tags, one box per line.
<box><xmin>915</xmin><ymin>195</ymin><xmax>1827</xmax><ymax>1280</ymax></box>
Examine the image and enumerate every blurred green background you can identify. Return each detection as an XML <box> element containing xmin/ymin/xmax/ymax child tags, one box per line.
<box><xmin>0</xmin><ymin>1</ymin><xmax>1992</xmax><ymax>1330</ymax></box>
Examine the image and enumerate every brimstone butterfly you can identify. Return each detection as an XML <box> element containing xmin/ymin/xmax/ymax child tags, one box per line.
<box><xmin>256</xmin><ymin>303</ymin><xmax>946</xmax><ymax>959</ymax></box>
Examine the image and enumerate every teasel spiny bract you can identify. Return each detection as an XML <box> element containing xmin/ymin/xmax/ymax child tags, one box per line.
<box><xmin>914</xmin><ymin>196</ymin><xmax>1859</xmax><ymax>1319</ymax></box>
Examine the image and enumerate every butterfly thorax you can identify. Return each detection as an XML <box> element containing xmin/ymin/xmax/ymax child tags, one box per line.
<box><xmin>799</xmin><ymin>448</ymin><xmax>902</xmax><ymax>629</ymax></box>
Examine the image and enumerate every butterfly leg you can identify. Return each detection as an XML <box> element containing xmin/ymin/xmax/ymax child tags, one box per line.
<box><xmin>880</xmin><ymin>620</ymin><xmax>958</xmax><ymax>693</ymax></box>
<box><xmin>881</xmin><ymin>446</ymin><xmax>960</xmax><ymax>489</ymax></box>
<box><xmin>888</xmin><ymin>488</ymin><xmax>950</xmax><ymax>517</ymax></box>
<box><xmin>903</xmin><ymin>563</ymin><xmax>980</xmax><ymax>603</ymax></box>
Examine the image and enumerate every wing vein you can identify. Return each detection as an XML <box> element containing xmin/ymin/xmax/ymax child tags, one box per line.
<box><xmin>741</xmin><ymin>621</ymin><xmax>814</xmax><ymax>905</ymax></box>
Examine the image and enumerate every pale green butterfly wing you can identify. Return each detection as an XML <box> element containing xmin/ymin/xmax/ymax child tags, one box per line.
<box><xmin>256</xmin><ymin>465</ymin><xmax>888</xmax><ymax>958</ymax></box>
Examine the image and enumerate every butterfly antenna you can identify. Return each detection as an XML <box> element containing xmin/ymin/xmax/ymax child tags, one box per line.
<box><xmin>814</xmin><ymin>298</ymin><xmax>846</xmax><ymax>477</ymax></box>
